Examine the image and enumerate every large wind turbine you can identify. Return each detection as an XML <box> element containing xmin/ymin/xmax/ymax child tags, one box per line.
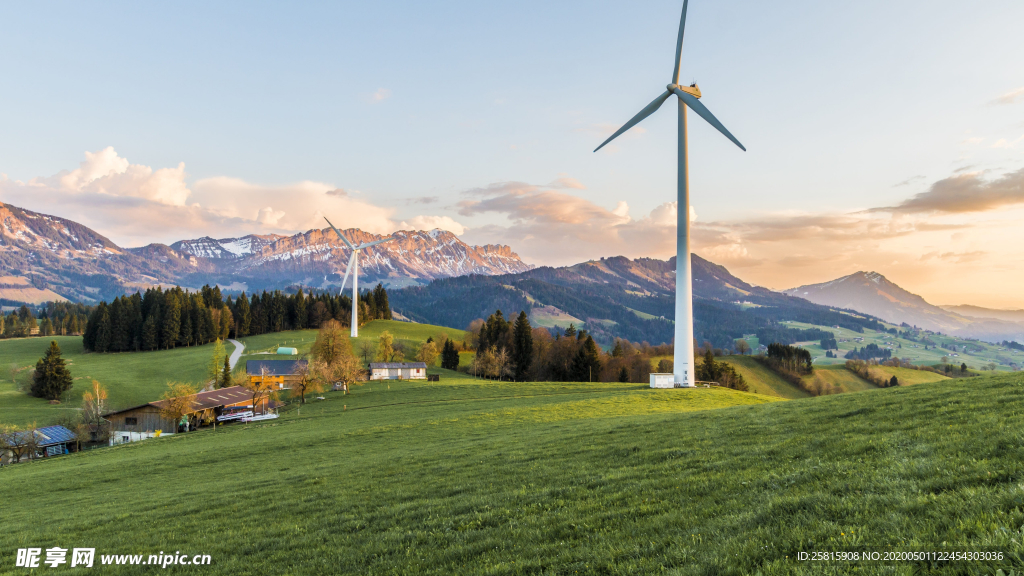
<box><xmin>324</xmin><ymin>218</ymin><xmax>394</xmax><ymax>338</ymax></box>
<box><xmin>594</xmin><ymin>0</ymin><xmax>745</xmax><ymax>388</ymax></box>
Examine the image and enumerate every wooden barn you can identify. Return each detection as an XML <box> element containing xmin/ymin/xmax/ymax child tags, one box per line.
<box><xmin>246</xmin><ymin>359</ymin><xmax>308</xmax><ymax>389</ymax></box>
<box><xmin>369</xmin><ymin>362</ymin><xmax>428</xmax><ymax>380</ymax></box>
<box><xmin>103</xmin><ymin>386</ymin><xmax>264</xmax><ymax>445</ymax></box>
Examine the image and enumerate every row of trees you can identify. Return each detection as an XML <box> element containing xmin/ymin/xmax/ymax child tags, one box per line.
<box><xmin>844</xmin><ymin>343</ymin><xmax>893</xmax><ymax>361</ymax></box>
<box><xmin>0</xmin><ymin>303</ymin><xmax>91</xmax><ymax>340</ymax></box>
<box><xmin>83</xmin><ymin>284</ymin><xmax>392</xmax><ymax>353</ymax></box>
<box><xmin>695</xmin><ymin>349</ymin><xmax>748</xmax><ymax>391</ymax></box>
<box><xmin>845</xmin><ymin>360</ymin><xmax>899</xmax><ymax>388</ymax></box>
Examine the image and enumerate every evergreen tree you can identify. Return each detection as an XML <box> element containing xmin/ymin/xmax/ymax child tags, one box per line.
<box><xmin>292</xmin><ymin>289</ymin><xmax>307</xmax><ymax>329</ymax></box>
<box><xmin>611</xmin><ymin>340</ymin><xmax>624</xmax><ymax>357</ymax></box>
<box><xmin>221</xmin><ymin>355</ymin><xmax>232</xmax><ymax>388</ymax></box>
<box><xmin>571</xmin><ymin>335</ymin><xmax>601</xmax><ymax>382</ymax></box>
<box><xmin>889</xmin><ymin>375</ymin><xmax>898</xmax><ymax>387</ymax></box>
<box><xmin>201</xmin><ymin>305</ymin><xmax>217</xmax><ymax>343</ymax></box>
<box><xmin>141</xmin><ymin>314</ymin><xmax>159</xmax><ymax>351</ymax></box>
<box><xmin>32</xmin><ymin>340</ymin><xmax>73</xmax><ymax>400</ymax></box>
<box><xmin>564</xmin><ymin>323</ymin><xmax>577</xmax><ymax>339</ymax></box>
<box><xmin>235</xmin><ymin>292</ymin><xmax>251</xmax><ymax>337</ymax></box>
<box><xmin>93</xmin><ymin>306</ymin><xmax>112</xmax><ymax>353</ymax></box>
<box><xmin>618</xmin><ymin>365</ymin><xmax>630</xmax><ymax>382</ymax></box>
<box><xmin>161</xmin><ymin>293</ymin><xmax>181</xmax><ymax>349</ymax></box>
<box><xmin>512</xmin><ymin>311</ymin><xmax>533</xmax><ymax>381</ymax></box>
<box><xmin>179</xmin><ymin>309</ymin><xmax>193</xmax><ymax>347</ymax></box>
<box><xmin>441</xmin><ymin>339</ymin><xmax>460</xmax><ymax>370</ymax></box>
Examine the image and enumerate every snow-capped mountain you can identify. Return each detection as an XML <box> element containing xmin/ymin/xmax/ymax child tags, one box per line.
<box><xmin>162</xmin><ymin>227</ymin><xmax>532</xmax><ymax>289</ymax></box>
<box><xmin>0</xmin><ymin>201</ymin><xmax>532</xmax><ymax>303</ymax></box>
<box><xmin>170</xmin><ymin>235</ymin><xmax>285</xmax><ymax>260</ymax></box>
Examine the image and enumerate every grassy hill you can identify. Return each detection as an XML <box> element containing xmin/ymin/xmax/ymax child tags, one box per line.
<box><xmin>0</xmin><ymin>320</ymin><xmax>467</xmax><ymax>428</ymax></box>
<box><xmin>784</xmin><ymin>320</ymin><xmax>1023</xmax><ymax>372</ymax></box>
<box><xmin>802</xmin><ymin>364</ymin><xmax>879</xmax><ymax>394</ymax></box>
<box><xmin>719</xmin><ymin>355</ymin><xmax>810</xmax><ymax>399</ymax></box>
<box><xmin>2</xmin><ymin>369</ymin><xmax>1022</xmax><ymax>573</ymax></box>
<box><xmin>0</xmin><ymin>336</ymin><xmax>221</xmax><ymax>427</ymax></box>
<box><xmin>872</xmin><ymin>365</ymin><xmax>952</xmax><ymax>386</ymax></box>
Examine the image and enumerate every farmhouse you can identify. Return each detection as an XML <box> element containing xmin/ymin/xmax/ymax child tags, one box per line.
<box><xmin>103</xmin><ymin>386</ymin><xmax>265</xmax><ymax>445</ymax></box>
<box><xmin>246</xmin><ymin>359</ymin><xmax>308</xmax><ymax>389</ymax></box>
<box><xmin>1</xmin><ymin>425</ymin><xmax>78</xmax><ymax>465</ymax></box>
<box><xmin>369</xmin><ymin>362</ymin><xmax>428</xmax><ymax>380</ymax></box>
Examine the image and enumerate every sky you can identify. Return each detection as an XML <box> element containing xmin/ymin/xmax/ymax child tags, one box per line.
<box><xmin>1</xmin><ymin>0</ymin><xmax>1023</xmax><ymax>308</ymax></box>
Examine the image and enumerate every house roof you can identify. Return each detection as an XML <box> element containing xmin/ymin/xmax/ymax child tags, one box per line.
<box><xmin>150</xmin><ymin>386</ymin><xmax>255</xmax><ymax>412</ymax></box>
<box><xmin>6</xmin><ymin>425</ymin><xmax>77</xmax><ymax>448</ymax></box>
<box><xmin>369</xmin><ymin>362</ymin><xmax>428</xmax><ymax>369</ymax></box>
<box><xmin>34</xmin><ymin>425</ymin><xmax>77</xmax><ymax>447</ymax></box>
<box><xmin>102</xmin><ymin>386</ymin><xmax>257</xmax><ymax>418</ymax></box>
<box><xmin>246</xmin><ymin>359</ymin><xmax>308</xmax><ymax>376</ymax></box>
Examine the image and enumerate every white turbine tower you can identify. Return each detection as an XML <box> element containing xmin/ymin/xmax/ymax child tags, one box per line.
<box><xmin>324</xmin><ymin>218</ymin><xmax>394</xmax><ymax>338</ymax></box>
<box><xmin>594</xmin><ymin>0</ymin><xmax>745</xmax><ymax>388</ymax></box>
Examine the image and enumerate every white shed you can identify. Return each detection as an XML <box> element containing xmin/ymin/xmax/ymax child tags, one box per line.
<box><xmin>369</xmin><ymin>362</ymin><xmax>428</xmax><ymax>380</ymax></box>
<box><xmin>650</xmin><ymin>373</ymin><xmax>676</xmax><ymax>388</ymax></box>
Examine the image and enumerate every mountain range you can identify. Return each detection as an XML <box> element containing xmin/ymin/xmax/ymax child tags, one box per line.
<box><xmin>389</xmin><ymin>255</ymin><xmax>884</xmax><ymax>347</ymax></box>
<box><xmin>3</xmin><ymin>201</ymin><xmax>1021</xmax><ymax>345</ymax></box>
<box><xmin>785</xmin><ymin>272</ymin><xmax>1024</xmax><ymax>342</ymax></box>
<box><xmin>0</xmin><ymin>202</ymin><xmax>531</xmax><ymax>303</ymax></box>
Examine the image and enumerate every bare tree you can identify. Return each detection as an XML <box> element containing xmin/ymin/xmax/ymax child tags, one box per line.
<box><xmin>0</xmin><ymin>424</ymin><xmax>39</xmax><ymax>463</ymax></box>
<box><xmin>359</xmin><ymin>340</ymin><xmax>374</xmax><ymax>365</ymax></box>
<box><xmin>159</xmin><ymin>382</ymin><xmax>198</xmax><ymax>432</ymax></box>
<box><xmin>493</xmin><ymin>348</ymin><xmax>510</xmax><ymax>381</ymax></box>
<box><xmin>417</xmin><ymin>341</ymin><xmax>439</xmax><ymax>366</ymax></box>
<box><xmin>735</xmin><ymin>339</ymin><xmax>751</xmax><ymax>356</ymax></box>
<box><xmin>291</xmin><ymin>360</ymin><xmax>327</xmax><ymax>404</ymax></box>
<box><xmin>244</xmin><ymin>367</ymin><xmax>279</xmax><ymax>416</ymax></box>
<box><xmin>80</xmin><ymin>380</ymin><xmax>109</xmax><ymax>443</ymax></box>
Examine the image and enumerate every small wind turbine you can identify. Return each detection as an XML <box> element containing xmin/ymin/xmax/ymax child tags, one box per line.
<box><xmin>324</xmin><ymin>217</ymin><xmax>394</xmax><ymax>338</ymax></box>
<box><xmin>594</xmin><ymin>0</ymin><xmax>745</xmax><ymax>388</ymax></box>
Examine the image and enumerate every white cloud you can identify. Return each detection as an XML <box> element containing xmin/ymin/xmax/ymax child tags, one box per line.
<box><xmin>399</xmin><ymin>215</ymin><xmax>466</xmax><ymax>235</ymax></box>
<box><xmin>0</xmin><ymin>148</ymin><xmax>466</xmax><ymax>247</ymax></box>
<box><xmin>369</xmin><ymin>88</ymin><xmax>391</xmax><ymax>103</ymax></box>
<box><xmin>991</xmin><ymin>87</ymin><xmax>1024</xmax><ymax>105</ymax></box>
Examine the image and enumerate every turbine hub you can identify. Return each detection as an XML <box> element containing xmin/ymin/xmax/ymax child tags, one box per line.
<box><xmin>667</xmin><ymin>83</ymin><xmax>678</xmax><ymax>91</ymax></box>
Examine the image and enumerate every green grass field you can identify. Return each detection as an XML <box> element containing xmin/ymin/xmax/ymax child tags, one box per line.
<box><xmin>803</xmin><ymin>364</ymin><xmax>879</xmax><ymax>394</ymax></box>
<box><xmin>872</xmin><ymin>365</ymin><xmax>952</xmax><ymax>386</ymax></box>
<box><xmin>0</xmin><ymin>336</ymin><xmax>229</xmax><ymax>427</ymax></box>
<box><xmin>2</xmin><ymin>366</ymin><xmax>1023</xmax><ymax>574</ymax></box>
<box><xmin>719</xmin><ymin>355</ymin><xmax>810</xmax><ymax>399</ymax></box>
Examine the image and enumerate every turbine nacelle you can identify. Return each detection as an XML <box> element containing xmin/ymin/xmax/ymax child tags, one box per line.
<box><xmin>668</xmin><ymin>83</ymin><xmax>701</xmax><ymax>99</ymax></box>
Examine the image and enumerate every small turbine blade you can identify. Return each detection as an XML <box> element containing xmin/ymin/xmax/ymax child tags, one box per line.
<box><xmin>672</xmin><ymin>0</ymin><xmax>689</xmax><ymax>84</ymax></box>
<box><xmin>671</xmin><ymin>88</ymin><xmax>746</xmax><ymax>151</ymax></box>
<box><xmin>339</xmin><ymin>252</ymin><xmax>356</xmax><ymax>293</ymax></box>
<box><xmin>324</xmin><ymin>217</ymin><xmax>355</xmax><ymax>250</ymax></box>
<box><xmin>357</xmin><ymin>237</ymin><xmax>395</xmax><ymax>249</ymax></box>
<box><xmin>594</xmin><ymin>90</ymin><xmax>672</xmax><ymax>152</ymax></box>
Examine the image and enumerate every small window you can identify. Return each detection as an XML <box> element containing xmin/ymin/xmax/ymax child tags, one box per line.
<box><xmin>125</xmin><ymin>417</ymin><xmax>138</xmax><ymax>426</ymax></box>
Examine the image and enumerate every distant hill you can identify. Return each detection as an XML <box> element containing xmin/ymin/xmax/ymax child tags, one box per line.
<box><xmin>390</xmin><ymin>255</ymin><xmax>885</xmax><ymax>347</ymax></box>
<box><xmin>785</xmin><ymin>272</ymin><xmax>1024</xmax><ymax>342</ymax></box>
<box><xmin>939</xmin><ymin>304</ymin><xmax>1024</xmax><ymax>325</ymax></box>
<box><xmin>0</xmin><ymin>202</ymin><xmax>531</xmax><ymax>303</ymax></box>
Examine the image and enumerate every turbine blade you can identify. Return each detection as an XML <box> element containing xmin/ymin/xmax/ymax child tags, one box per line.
<box><xmin>594</xmin><ymin>90</ymin><xmax>672</xmax><ymax>152</ymax></box>
<box><xmin>324</xmin><ymin>217</ymin><xmax>355</xmax><ymax>249</ymax></box>
<box><xmin>357</xmin><ymin>237</ymin><xmax>394</xmax><ymax>249</ymax></box>
<box><xmin>339</xmin><ymin>252</ymin><xmax>356</xmax><ymax>293</ymax></box>
<box><xmin>672</xmin><ymin>0</ymin><xmax>689</xmax><ymax>84</ymax></box>
<box><xmin>671</xmin><ymin>88</ymin><xmax>746</xmax><ymax>151</ymax></box>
